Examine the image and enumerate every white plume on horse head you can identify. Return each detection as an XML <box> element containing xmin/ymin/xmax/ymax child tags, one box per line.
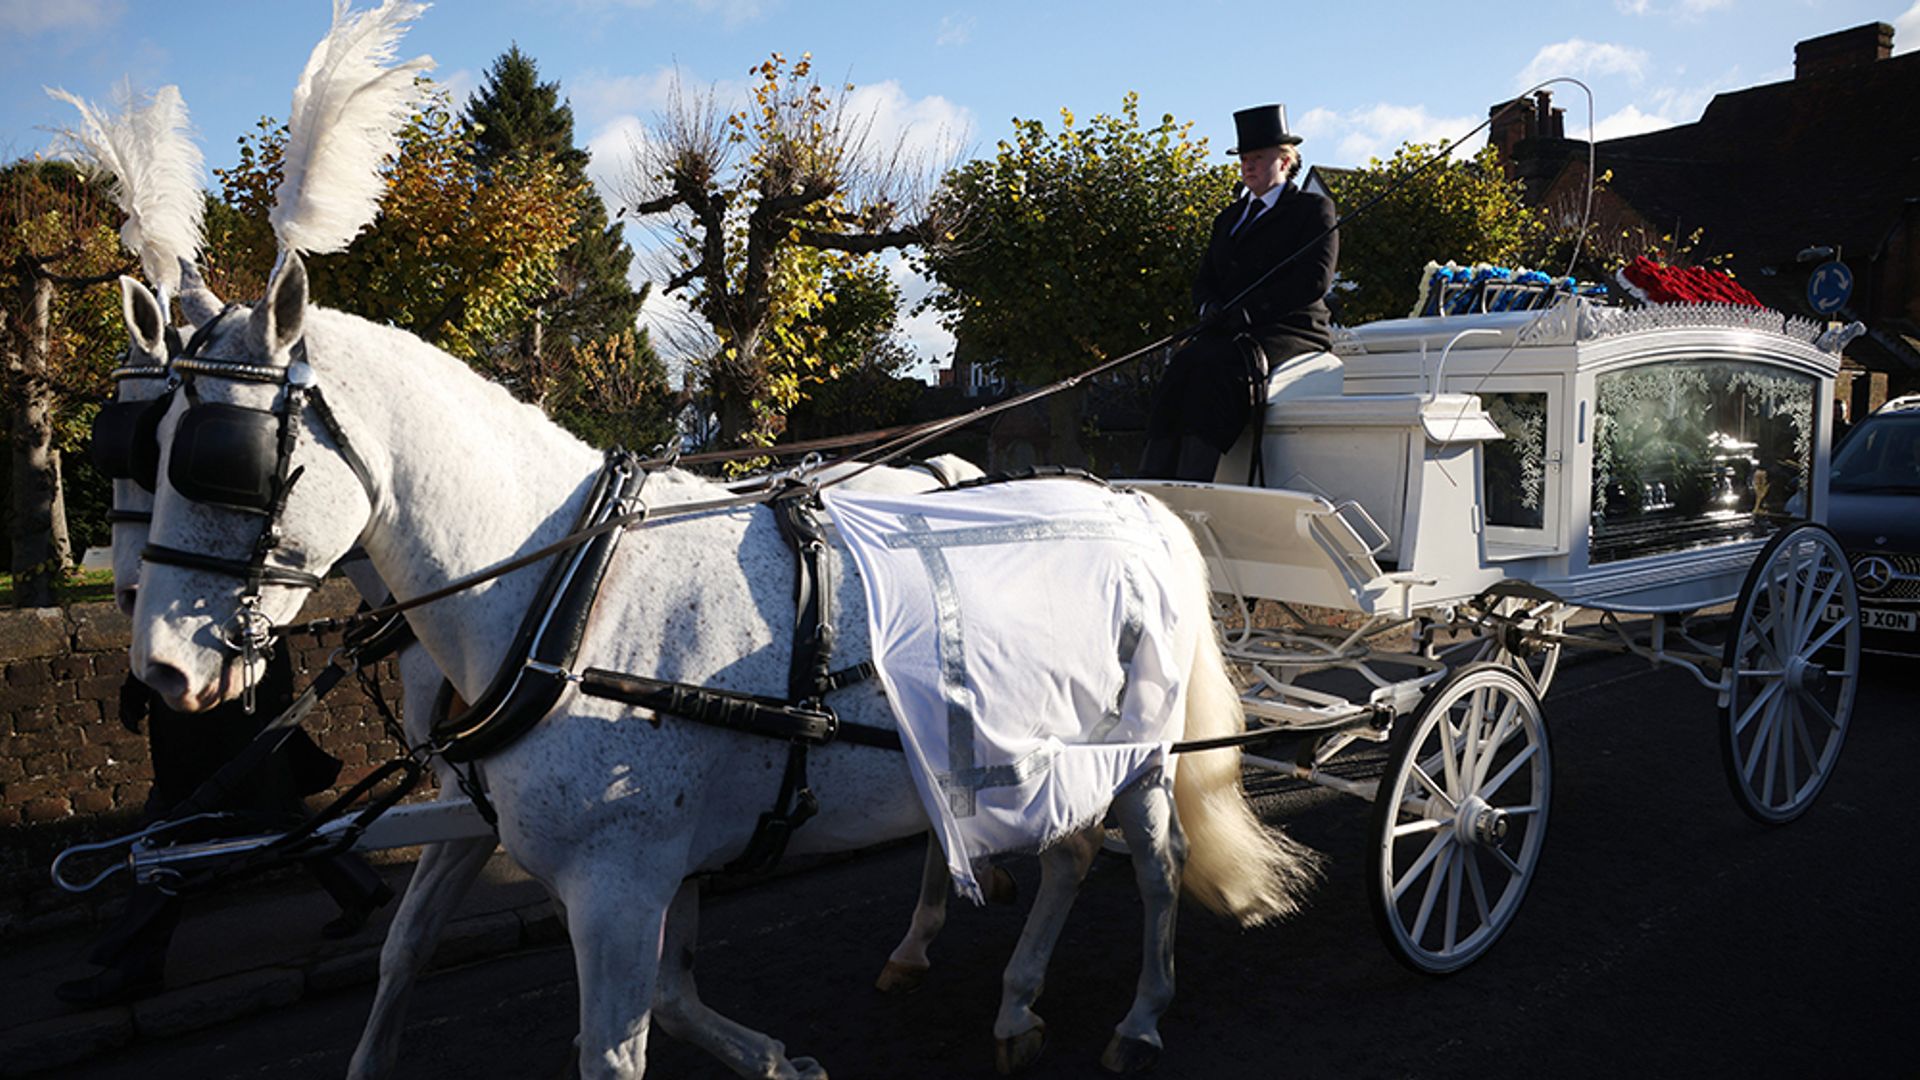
<box><xmin>44</xmin><ymin>82</ymin><xmax>205</xmax><ymax>297</ymax></box>
<box><xmin>272</xmin><ymin>0</ymin><xmax>435</xmax><ymax>257</ymax></box>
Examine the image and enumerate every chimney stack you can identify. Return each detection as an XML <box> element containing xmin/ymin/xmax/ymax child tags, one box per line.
<box><xmin>1795</xmin><ymin>22</ymin><xmax>1893</xmax><ymax>79</ymax></box>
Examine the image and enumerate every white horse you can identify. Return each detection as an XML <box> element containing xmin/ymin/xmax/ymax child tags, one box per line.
<box><xmin>127</xmin><ymin>255</ymin><xmax>1317</xmax><ymax>1078</ymax></box>
<box><xmin>125</xmin><ymin>270</ymin><xmax>1014</xmax><ymax>1079</ymax></box>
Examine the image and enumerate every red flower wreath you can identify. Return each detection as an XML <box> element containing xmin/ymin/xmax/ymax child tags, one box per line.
<box><xmin>1616</xmin><ymin>255</ymin><xmax>1763</xmax><ymax>308</ymax></box>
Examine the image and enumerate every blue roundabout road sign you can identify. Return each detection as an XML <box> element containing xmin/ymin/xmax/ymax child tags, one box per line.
<box><xmin>1808</xmin><ymin>260</ymin><xmax>1853</xmax><ymax>314</ymax></box>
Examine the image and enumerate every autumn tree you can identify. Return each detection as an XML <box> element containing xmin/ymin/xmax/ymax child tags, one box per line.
<box><xmin>1321</xmin><ymin>142</ymin><xmax>1542</xmax><ymax>324</ymax></box>
<box><xmin>204</xmin><ymin>87</ymin><xmax>579</xmax><ymax>374</ymax></box>
<box><xmin>1</xmin><ymin>161</ymin><xmax>126</xmax><ymax>605</ymax></box>
<box><xmin>622</xmin><ymin>53</ymin><xmax>953</xmax><ymax>448</ymax></box>
<box><xmin>463</xmin><ymin>46</ymin><xmax>650</xmax><ymax>390</ymax></box>
<box><xmin>918</xmin><ymin>94</ymin><xmax>1235</xmax><ymax>464</ymax></box>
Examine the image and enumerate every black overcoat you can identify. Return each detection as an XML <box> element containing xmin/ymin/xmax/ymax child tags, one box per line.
<box><xmin>1190</xmin><ymin>180</ymin><xmax>1339</xmax><ymax>359</ymax></box>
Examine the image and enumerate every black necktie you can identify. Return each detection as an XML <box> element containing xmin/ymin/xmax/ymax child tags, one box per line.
<box><xmin>1234</xmin><ymin>197</ymin><xmax>1264</xmax><ymax>234</ymax></box>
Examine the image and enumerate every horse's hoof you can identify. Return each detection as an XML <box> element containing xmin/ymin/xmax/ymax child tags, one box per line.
<box><xmin>986</xmin><ymin>864</ymin><xmax>1018</xmax><ymax>905</ymax></box>
<box><xmin>791</xmin><ymin>1055</ymin><xmax>829</xmax><ymax>1080</ymax></box>
<box><xmin>875</xmin><ymin>960</ymin><xmax>929</xmax><ymax>995</ymax></box>
<box><xmin>1100</xmin><ymin>1034</ymin><xmax>1160</xmax><ymax>1074</ymax></box>
<box><xmin>995</xmin><ymin>1023</ymin><xmax>1046</xmax><ymax>1075</ymax></box>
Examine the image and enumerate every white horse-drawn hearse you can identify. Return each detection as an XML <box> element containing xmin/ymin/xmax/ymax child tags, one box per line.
<box><xmin>1134</xmin><ymin>294</ymin><xmax>1861</xmax><ymax>973</ymax></box>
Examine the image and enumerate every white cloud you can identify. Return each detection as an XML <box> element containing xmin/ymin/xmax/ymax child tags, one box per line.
<box><xmin>0</xmin><ymin>0</ymin><xmax>121</xmax><ymax>34</ymax></box>
<box><xmin>936</xmin><ymin>14</ymin><xmax>975</xmax><ymax>47</ymax></box>
<box><xmin>584</xmin><ymin>114</ymin><xmax>650</xmax><ymax>211</ymax></box>
<box><xmin>840</xmin><ymin>80</ymin><xmax>974</xmax><ymax>168</ymax></box>
<box><xmin>1897</xmin><ymin>2</ymin><xmax>1920</xmax><ymax>55</ymax></box>
<box><xmin>1294</xmin><ymin>103</ymin><xmax>1485</xmax><ymax>168</ymax></box>
<box><xmin>1517</xmin><ymin>39</ymin><xmax>1652</xmax><ymax>90</ymax></box>
<box><xmin>1584</xmin><ymin>104</ymin><xmax>1677</xmax><ymax>141</ymax></box>
<box><xmin>569</xmin><ymin>68</ymin><xmax>692</xmax><ymax>129</ymax></box>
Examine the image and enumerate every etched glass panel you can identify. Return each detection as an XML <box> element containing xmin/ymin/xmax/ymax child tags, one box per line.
<box><xmin>1590</xmin><ymin>359</ymin><xmax>1816</xmax><ymax>564</ymax></box>
<box><xmin>1482</xmin><ymin>392</ymin><xmax>1548</xmax><ymax>530</ymax></box>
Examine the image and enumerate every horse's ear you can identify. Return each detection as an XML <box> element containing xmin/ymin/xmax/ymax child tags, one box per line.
<box><xmin>250</xmin><ymin>253</ymin><xmax>308</xmax><ymax>361</ymax></box>
<box><xmin>177</xmin><ymin>257</ymin><xmax>223</xmax><ymax>329</ymax></box>
<box><xmin>119</xmin><ymin>276</ymin><xmax>167</xmax><ymax>362</ymax></box>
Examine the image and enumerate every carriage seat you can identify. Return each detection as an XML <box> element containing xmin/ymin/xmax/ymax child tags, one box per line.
<box><xmin>1215</xmin><ymin>351</ymin><xmax>1343</xmax><ymax>485</ymax></box>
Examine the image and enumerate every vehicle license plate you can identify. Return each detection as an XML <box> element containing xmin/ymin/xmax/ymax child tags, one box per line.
<box><xmin>1829</xmin><ymin>604</ymin><xmax>1918</xmax><ymax>632</ymax></box>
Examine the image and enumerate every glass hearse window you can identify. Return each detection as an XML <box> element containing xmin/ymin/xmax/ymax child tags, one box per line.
<box><xmin>1482</xmin><ymin>392</ymin><xmax>1548</xmax><ymax>530</ymax></box>
<box><xmin>1590</xmin><ymin>359</ymin><xmax>1816</xmax><ymax>564</ymax></box>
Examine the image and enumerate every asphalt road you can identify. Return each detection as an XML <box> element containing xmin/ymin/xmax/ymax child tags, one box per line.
<box><xmin>71</xmin><ymin>647</ymin><xmax>1915</xmax><ymax>1079</ymax></box>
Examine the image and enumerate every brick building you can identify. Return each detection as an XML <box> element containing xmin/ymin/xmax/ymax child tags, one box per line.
<box><xmin>1490</xmin><ymin>22</ymin><xmax>1920</xmax><ymax>415</ymax></box>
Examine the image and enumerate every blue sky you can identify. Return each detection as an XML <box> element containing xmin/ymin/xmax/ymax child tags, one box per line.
<box><xmin>6</xmin><ymin>0</ymin><xmax>1917</xmax><ymax>371</ymax></box>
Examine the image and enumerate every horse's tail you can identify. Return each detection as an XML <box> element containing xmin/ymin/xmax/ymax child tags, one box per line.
<box><xmin>1158</xmin><ymin>506</ymin><xmax>1324</xmax><ymax>927</ymax></box>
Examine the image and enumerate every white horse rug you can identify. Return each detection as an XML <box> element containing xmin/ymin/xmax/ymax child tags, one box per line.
<box><xmin>822</xmin><ymin>477</ymin><xmax>1196</xmax><ymax>901</ymax></box>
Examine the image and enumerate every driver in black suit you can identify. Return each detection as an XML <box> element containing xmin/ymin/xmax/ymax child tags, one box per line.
<box><xmin>1140</xmin><ymin>103</ymin><xmax>1339</xmax><ymax>480</ymax></box>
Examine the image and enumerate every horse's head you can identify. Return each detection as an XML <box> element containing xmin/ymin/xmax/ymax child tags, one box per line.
<box><xmin>93</xmin><ymin>262</ymin><xmax>231</xmax><ymax>615</ymax></box>
<box><xmin>130</xmin><ymin>253</ymin><xmax>379</xmax><ymax>711</ymax></box>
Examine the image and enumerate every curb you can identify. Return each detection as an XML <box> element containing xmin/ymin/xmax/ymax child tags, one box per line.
<box><xmin>0</xmin><ymin>898</ymin><xmax>557</xmax><ymax>1077</ymax></box>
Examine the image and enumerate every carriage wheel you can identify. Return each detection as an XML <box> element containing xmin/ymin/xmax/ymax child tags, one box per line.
<box><xmin>1367</xmin><ymin>663</ymin><xmax>1550</xmax><ymax>975</ymax></box>
<box><xmin>1720</xmin><ymin>522</ymin><xmax>1859</xmax><ymax>825</ymax></box>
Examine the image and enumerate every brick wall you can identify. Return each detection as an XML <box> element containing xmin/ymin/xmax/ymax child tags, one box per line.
<box><xmin>0</xmin><ymin>581</ymin><xmax>422</xmax><ymax>936</ymax></box>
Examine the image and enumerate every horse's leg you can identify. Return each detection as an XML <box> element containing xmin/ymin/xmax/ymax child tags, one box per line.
<box><xmin>1101</xmin><ymin>769</ymin><xmax>1187</xmax><ymax>1074</ymax></box>
<box><xmin>653</xmin><ymin>880</ymin><xmax>828</xmax><ymax>1080</ymax></box>
<box><xmin>346</xmin><ymin>832</ymin><xmax>495</xmax><ymax>1079</ymax></box>
<box><xmin>876</xmin><ymin>836</ymin><xmax>950</xmax><ymax>994</ymax></box>
<box><xmin>564</xmin><ymin>862</ymin><xmax>682</xmax><ymax>1080</ymax></box>
<box><xmin>992</xmin><ymin>828</ymin><xmax>1100</xmax><ymax>1074</ymax></box>
<box><xmin>879</xmin><ymin>834</ymin><xmax>1018</xmax><ymax>995</ymax></box>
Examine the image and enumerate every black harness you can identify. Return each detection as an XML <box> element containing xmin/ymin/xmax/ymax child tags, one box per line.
<box><xmin>420</xmin><ymin>450</ymin><xmax>902</xmax><ymax>875</ymax></box>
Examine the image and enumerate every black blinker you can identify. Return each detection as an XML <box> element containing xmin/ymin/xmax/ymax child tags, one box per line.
<box><xmin>168</xmin><ymin>402</ymin><xmax>280</xmax><ymax>512</ymax></box>
<box><xmin>88</xmin><ymin>395</ymin><xmax>171</xmax><ymax>491</ymax></box>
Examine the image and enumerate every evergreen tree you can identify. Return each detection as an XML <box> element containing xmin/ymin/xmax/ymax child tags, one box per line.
<box><xmin>463</xmin><ymin>46</ymin><xmax>646</xmax><ymax>367</ymax></box>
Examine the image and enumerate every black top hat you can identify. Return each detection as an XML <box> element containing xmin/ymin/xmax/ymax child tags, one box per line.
<box><xmin>1229</xmin><ymin>104</ymin><xmax>1303</xmax><ymax>154</ymax></box>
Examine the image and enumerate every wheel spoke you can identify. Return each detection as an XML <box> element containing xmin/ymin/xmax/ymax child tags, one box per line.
<box><xmin>1796</xmin><ymin>566</ymin><xmax>1843</xmax><ymax>646</ymax></box>
<box><xmin>1787</xmin><ymin>547</ymin><xmax>1820</xmax><ymax>644</ymax></box>
<box><xmin>1410</xmin><ymin>844</ymin><xmax>1454</xmax><ymax>942</ymax></box>
<box><xmin>1393</xmin><ymin>818</ymin><xmax>1448</xmax><ymax>838</ymax></box>
<box><xmin>1802</xmin><ymin>612</ymin><xmax>1850</xmax><ymax>655</ymax></box>
<box><xmin>1391</xmin><ymin>830</ymin><xmax>1453</xmax><ymax>904</ymax></box>
<box><xmin>1483</xmin><ymin>741</ymin><xmax>1539</xmax><ymax>795</ymax></box>
<box><xmin>1409</xmin><ymin>762</ymin><xmax>1458</xmax><ymax>811</ymax></box>
<box><xmin>1732</xmin><ymin>678</ymin><xmax>1784</xmax><ymax>737</ymax></box>
<box><xmin>1439</xmin><ymin>712</ymin><xmax>1463</xmax><ymax>798</ymax></box>
<box><xmin>1443</xmin><ymin>848</ymin><xmax>1464</xmax><ymax>953</ymax></box>
<box><xmin>1760</xmin><ymin>691</ymin><xmax>1783</xmax><ymax>805</ymax></box>
<box><xmin>1774</xmin><ymin>691</ymin><xmax>1789</xmax><ymax>795</ymax></box>
<box><xmin>1792</xmin><ymin>700</ymin><xmax>1822</xmax><ymax>775</ymax></box>
<box><xmin>1743</xmin><ymin>607</ymin><xmax>1788</xmax><ymax>669</ymax></box>
<box><xmin>1461</xmin><ymin>690</ymin><xmax>1486</xmax><ymax>789</ymax></box>
<box><xmin>1490</xmin><ymin>842</ymin><xmax>1523</xmax><ymax>877</ymax></box>
<box><xmin>1799</xmin><ymin>690</ymin><xmax>1842</xmax><ymax>732</ymax></box>
<box><xmin>1472</xmin><ymin>698</ymin><xmax>1521</xmax><ymax>792</ymax></box>
<box><xmin>1465</xmin><ymin>851</ymin><xmax>1493</xmax><ymax>925</ymax></box>
<box><xmin>1741</xmin><ymin>691</ymin><xmax>1784</xmax><ymax>780</ymax></box>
